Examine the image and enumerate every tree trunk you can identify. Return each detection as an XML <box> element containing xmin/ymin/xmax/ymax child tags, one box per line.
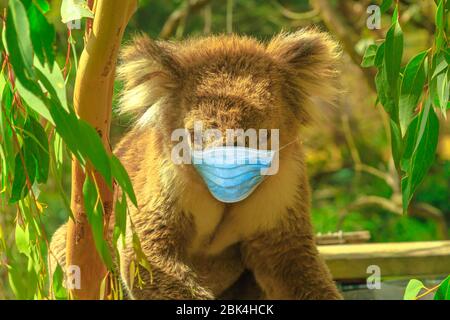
<box><xmin>66</xmin><ymin>0</ymin><xmax>137</xmax><ymax>300</ymax></box>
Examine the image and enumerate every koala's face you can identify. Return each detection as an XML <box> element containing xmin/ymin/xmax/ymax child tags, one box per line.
<box><xmin>118</xmin><ymin>30</ymin><xmax>339</xmax><ymax>151</ymax></box>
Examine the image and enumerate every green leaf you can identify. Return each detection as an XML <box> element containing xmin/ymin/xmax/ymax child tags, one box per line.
<box><xmin>436</xmin><ymin>0</ymin><xmax>444</xmax><ymax>31</ymax></box>
<box><xmin>15</xmin><ymin>77</ymin><xmax>54</xmax><ymax>125</ymax></box>
<box><xmin>24</xmin><ymin>116</ymin><xmax>49</xmax><ymax>183</ymax></box>
<box><xmin>384</xmin><ymin>13</ymin><xmax>403</xmax><ymax>105</ymax></box>
<box><xmin>436</xmin><ymin>30</ymin><xmax>445</xmax><ymax>52</ymax></box>
<box><xmin>7</xmin><ymin>261</ymin><xmax>36</xmax><ymax>299</ymax></box>
<box><xmin>435</xmin><ymin>69</ymin><xmax>449</xmax><ymax>114</ymax></box>
<box><xmin>15</xmin><ymin>223</ymin><xmax>30</xmax><ymax>257</ymax></box>
<box><xmin>34</xmin><ymin>58</ymin><xmax>68</xmax><ymax>112</ymax></box>
<box><xmin>376</xmin><ymin>67</ymin><xmax>397</xmax><ymax>118</ymax></box>
<box><xmin>52</xmin><ymin>264</ymin><xmax>68</xmax><ymax>300</ymax></box>
<box><xmin>27</xmin><ymin>3</ymin><xmax>55</xmax><ymax>68</ymax></box>
<box><xmin>391</xmin><ymin>5</ymin><xmax>399</xmax><ymax>23</ymax></box>
<box><xmin>401</xmin><ymin>101</ymin><xmax>439</xmax><ymax>211</ymax></box>
<box><xmin>78</xmin><ymin>120</ymin><xmax>112</xmax><ymax>186</ymax></box>
<box><xmin>113</xmin><ymin>193</ymin><xmax>127</xmax><ymax>247</ymax></box>
<box><xmin>434</xmin><ymin>276</ymin><xmax>450</xmax><ymax>300</ymax></box>
<box><xmin>6</xmin><ymin>0</ymin><xmax>34</xmax><ymax>77</ymax></box>
<box><xmin>399</xmin><ymin>51</ymin><xmax>427</xmax><ymax>135</ymax></box>
<box><xmin>10</xmin><ymin>147</ymin><xmax>36</xmax><ymax>203</ymax></box>
<box><xmin>48</xmin><ymin>100</ymin><xmax>84</xmax><ymax>162</ymax></box>
<box><xmin>0</xmin><ymin>82</ymin><xmax>15</xmax><ymax>168</ymax></box>
<box><xmin>400</xmin><ymin>115</ymin><xmax>418</xmax><ymax>172</ymax></box>
<box><xmin>374</xmin><ymin>42</ymin><xmax>385</xmax><ymax>68</ymax></box>
<box><xmin>361</xmin><ymin>44</ymin><xmax>378</xmax><ymax>68</ymax></box>
<box><xmin>83</xmin><ymin>176</ymin><xmax>113</xmax><ymax>270</ymax></box>
<box><xmin>431</xmin><ymin>57</ymin><xmax>448</xmax><ymax>79</ymax></box>
<box><xmin>61</xmin><ymin>0</ymin><xmax>94</xmax><ymax>23</ymax></box>
<box><xmin>404</xmin><ymin>279</ymin><xmax>425</xmax><ymax>300</ymax></box>
<box><xmin>110</xmin><ymin>155</ymin><xmax>137</xmax><ymax>207</ymax></box>
<box><xmin>389</xmin><ymin>119</ymin><xmax>402</xmax><ymax>171</ymax></box>
<box><xmin>36</xmin><ymin>0</ymin><xmax>50</xmax><ymax>13</ymax></box>
<box><xmin>380</xmin><ymin>0</ymin><xmax>393</xmax><ymax>13</ymax></box>
<box><xmin>47</xmin><ymin>98</ymin><xmax>113</xmax><ymax>187</ymax></box>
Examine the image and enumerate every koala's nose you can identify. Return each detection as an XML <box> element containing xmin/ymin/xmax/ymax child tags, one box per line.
<box><xmin>201</xmin><ymin>131</ymin><xmax>252</xmax><ymax>149</ymax></box>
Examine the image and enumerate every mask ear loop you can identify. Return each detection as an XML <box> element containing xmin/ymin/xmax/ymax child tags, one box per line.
<box><xmin>277</xmin><ymin>137</ymin><xmax>302</xmax><ymax>152</ymax></box>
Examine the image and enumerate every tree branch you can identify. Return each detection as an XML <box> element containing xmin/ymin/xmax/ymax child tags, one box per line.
<box><xmin>160</xmin><ymin>0</ymin><xmax>213</xmax><ymax>39</ymax></box>
<box><xmin>66</xmin><ymin>0</ymin><xmax>137</xmax><ymax>300</ymax></box>
<box><xmin>311</xmin><ymin>0</ymin><xmax>377</xmax><ymax>91</ymax></box>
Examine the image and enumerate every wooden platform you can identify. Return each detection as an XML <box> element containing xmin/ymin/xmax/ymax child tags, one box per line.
<box><xmin>319</xmin><ymin>241</ymin><xmax>450</xmax><ymax>281</ymax></box>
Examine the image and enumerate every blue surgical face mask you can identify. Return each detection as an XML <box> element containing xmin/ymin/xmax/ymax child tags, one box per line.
<box><xmin>192</xmin><ymin>147</ymin><xmax>276</xmax><ymax>203</ymax></box>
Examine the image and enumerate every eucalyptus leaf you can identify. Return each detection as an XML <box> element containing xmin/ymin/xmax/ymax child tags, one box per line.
<box><xmin>361</xmin><ymin>44</ymin><xmax>378</xmax><ymax>68</ymax></box>
<box><xmin>24</xmin><ymin>116</ymin><xmax>49</xmax><ymax>184</ymax></box>
<box><xmin>384</xmin><ymin>15</ymin><xmax>403</xmax><ymax>104</ymax></box>
<box><xmin>27</xmin><ymin>3</ymin><xmax>55</xmax><ymax>68</ymax></box>
<box><xmin>403</xmin><ymin>279</ymin><xmax>425</xmax><ymax>300</ymax></box>
<box><xmin>399</xmin><ymin>51</ymin><xmax>427</xmax><ymax>135</ymax></box>
<box><xmin>434</xmin><ymin>276</ymin><xmax>450</xmax><ymax>300</ymax></box>
<box><xmin>15</xmin><ymin>77</ymin><xmax>54</xmax><ymax>125</ymax></box>
<box><xmin>7</xmin><ymin>0</ymin><xmax>34</xmax><ymax>77</ymax></box>
<box><xmin>60</xmin><ymin>0</ymin><xmax>94</xmax><ymax>24</ymax></box>
<box><xmin>52</xmin><ymin>264</ymin><xmax>68</xmax><ymax>300</ymax></box>
<box><xmin>83</xmin><ymin>176</ymin><xmax>113</xmax><ymax>270</ymax></box>
<box><xmin>401</xmin><ymin>101</ymin><xmax>439</xmax><ymax>211</ymax></box>
<box><xmin>111</xmin><ymin>155</ymin><xmax>137</xmax><ymax>207</ymax></box>
<box><xmin>15</xmin><ymin>223</ymin><xmax>30</xmax><ymax>257</ymax></box>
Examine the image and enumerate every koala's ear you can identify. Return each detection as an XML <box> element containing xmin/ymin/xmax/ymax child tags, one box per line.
<box><xmin>117</xmin><ymin>34</ymin><xmax>182</xmax><ymax>115</ymax></box>
<box><xmin>267</xmin><ymin>28</ymin><xmax>341</xmax><ymax>117</ymax></box>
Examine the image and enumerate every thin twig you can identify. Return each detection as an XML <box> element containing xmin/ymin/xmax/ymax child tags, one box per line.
<box><xmin>160</xmin><ymin>0</ymin><xmax>213</xmax><ymax>39</ymax></box>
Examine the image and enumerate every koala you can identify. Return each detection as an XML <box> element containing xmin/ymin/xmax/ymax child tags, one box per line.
<box><xmin>49</xmin><ymin>28</ymin><xmax>342</xmax><ymax>300</ymax></box>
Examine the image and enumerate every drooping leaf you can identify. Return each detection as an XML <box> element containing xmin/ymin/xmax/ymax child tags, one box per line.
<box><xmin>36</xmin><ymin>0</ymin><xmax>50</xmax><ymax>13</ymax></box>
<box><xmin>48</xmin><ymin>100</ymin><xmax>84</xmax><ymax>162</ymax></box>
<box><xmin>34</xmin><ymin>58</ymin><xmax>69</xmax><ymax>112</ymax></box>
<box><xmin>27</xmin><ymin>3</ymin><xmax>55</xmax><ymax>68</ymax></box>
<box><xmin>15</xmin><ymin>223</ymin><xmax>30</xmax><ymax>257</ymax></box>
<box><xmin>404</xmin><ymin>279</ymin><xmax>425</xmax><ymax>300</ymax></box>
<box><xmin>401</xmin><ymin>101</ymin><xmax>439</xmax><ymax>211</ymax></box>
<box><xmin>0</xmin><ymin>82</ymin><xmax>15</xmax><ymax>169</ymax></box>
<box><xmin>400</xmin><ymin>115</ymin><xmax>419</xmax><ymax>173</ymax></box>
<box><xmin>380</xmin><ymin>0</ymin><xmax>393</xmax><ymax>13</ymax></box>
<box><xmin>431</xmin><ymin>56</ymin><xmax>448</xmax><ymax>79</ymax></box>
<box><xmin>384</xmin><ymin>12</ymin><xmax>404</xmax><ymax>106</ymax></box>
<box><xmin>15</xmin><ymin>77</ymin><xmax>54</xmax><ymax>125</ymax></box>
<box><xmin>376</xmin><ymin>67</ymin><xmax>397</xmax><ymax>118</ymax></box>
<box><xmin>60</xmin><ymin>0</ymin><xmax>94</xmax><ymax>24</ymax></box>
<box><xmin>399</xmin><ymin>51</ymin><xmax>427</xmax><ymax>135</ymax></box>
<box><xmin>77</xmin><ymin>120</ymin><xmax>112</xmax><ymax>187</ymax></box>
<box><xmin>389</xmin><ymin>119</ymin><xmax>402</xmax><ymax>171</ymax></box>
<box><xmin>6</xmin><ymin>0</ymin><xmax>34</xmax><ymax>78</ymax></box>
<box><xmin>113</xmin><ymin>193</ymin><xmax>127</xmax><ymax>247</ymax></box>
<box><xmin>435</xmin><ymin>0</ymin><xmax>444</xmax><ymax>31</ymax></box>
<box><xmin>52</xmin><ymin>264</ymin><xmax>68</xmax><ymax>300</ymax></box>
<box><xmin>435</xmin><ymin>69</ymin><xmax>449</xmax><ymax>114</ymax></box>
<box><xmin>110</xmin><ymin>155</ymin><xmax>137</xmax><ymax>207</ymax></box>
<box><xmin>10</xmin><ymin>147</ymin><xmax>36</xmax><ymax>203</ymax></box>
<box><xmin>23</xmin><ymin>116</ymin><xmax>49</xmax><ymax>184</ymax></box>
<box><xmin>361</xmin><ymin>44</ymin><xmax>378</xmax><ymax>68</ymax></box>
<box><xmin>83</xmin><ymin>176</ymin><xmax>113</xmax><ymax>270</ymax></box>
<box><xmin>434</xmin><ymin>276</ymin><xmax>450</xmax><ymax>300</ymax></box>
<box><xmin>374</xmin><ymin>42</ymin><xmax>385</xmax><ymax>68</ymax></box>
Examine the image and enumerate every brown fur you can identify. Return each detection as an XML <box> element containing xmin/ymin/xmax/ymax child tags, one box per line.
<box><xmin>49</xmin><ymin>28</ymin><xmax>342</xmax><ymax>300</ymax></box>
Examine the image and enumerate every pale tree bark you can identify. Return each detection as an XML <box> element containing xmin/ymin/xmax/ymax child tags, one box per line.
<box><xmin>66</xmin><ymin>0</ymin><xmax>137</xmax><ymax>300</ymax></box>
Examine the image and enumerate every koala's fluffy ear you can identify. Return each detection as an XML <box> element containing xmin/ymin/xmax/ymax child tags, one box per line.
<box><xmin>267</xmin><ymin>28</ymin><xmax>341</xmax><ymax>121</ymax></box>
<box><xmin>117</xmin><ymin>34</ymin><xmax>182</xmax><ymax>116</ymax></box>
